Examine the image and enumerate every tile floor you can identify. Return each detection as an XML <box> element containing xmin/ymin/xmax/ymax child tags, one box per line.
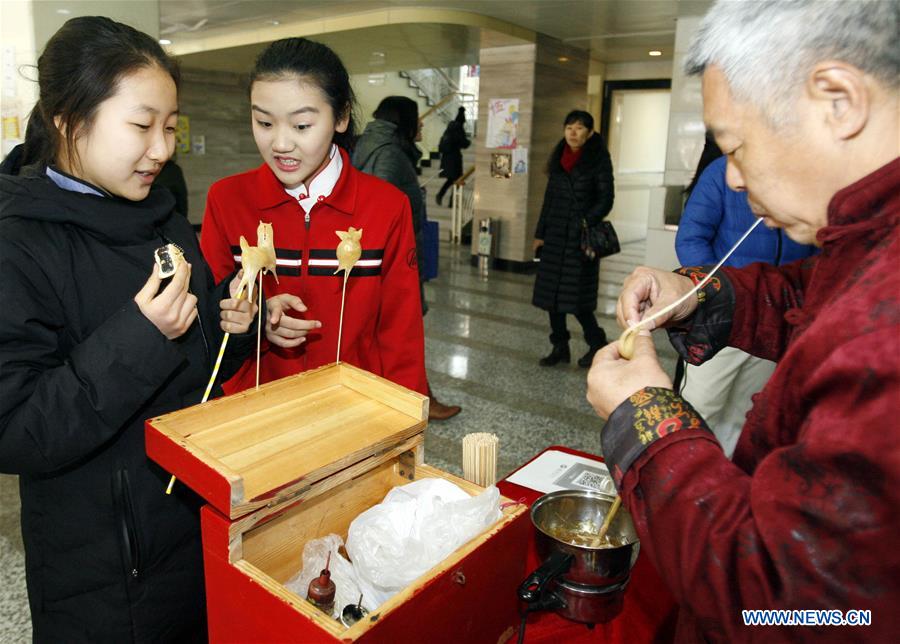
<box><xmin>0</xmin><ymin>235</ymin><xmax>678</xmax><ymax>641</ymax></box>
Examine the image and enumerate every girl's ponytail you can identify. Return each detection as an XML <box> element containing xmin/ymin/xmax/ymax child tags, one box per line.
<box><xmin>21</xmin><ymin>103</ymin><xmax>56</xmax><ymax>169</ymax></box>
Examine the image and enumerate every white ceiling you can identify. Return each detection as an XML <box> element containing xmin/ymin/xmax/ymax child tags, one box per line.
<box><xmin>160</xmin><ymin>0</ymin><xmax>713</xmax><ymax>72</ymax></box>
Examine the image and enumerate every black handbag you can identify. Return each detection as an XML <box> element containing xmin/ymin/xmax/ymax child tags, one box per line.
<box><xmin>580</xmin><ymin>218</ymin><xmax>620</xmax><ymax>260</ymax></box>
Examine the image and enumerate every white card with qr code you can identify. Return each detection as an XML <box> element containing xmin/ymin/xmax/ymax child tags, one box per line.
<box><xmin>504</xmin><ymin>449</ymin><xmax>615</xmax><ymax>496</ymax></box>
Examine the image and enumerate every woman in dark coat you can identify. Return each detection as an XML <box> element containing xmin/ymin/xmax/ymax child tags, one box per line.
<box><xmin>532</xmin><ymin>110</ymin><xmax>614</xmax><ymax>368</ymax></box>
<box><xmin>435</xmin><ymin>107</ymin><xmax>470</xmax><ymax>206</ymax></box>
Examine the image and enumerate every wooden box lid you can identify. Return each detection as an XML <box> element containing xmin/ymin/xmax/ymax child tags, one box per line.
<box><xmin>145</xmin><ymin>363</ymin><xmax>428</xmax><ymax>520</ymax></box>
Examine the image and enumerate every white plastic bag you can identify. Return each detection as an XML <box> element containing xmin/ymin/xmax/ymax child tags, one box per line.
<box><xmin>345</xmin><ymin>478</ymin><xmax>501</xmax><ymax>607</ymax></box>
<box><xmin>284</xmin><ymin>534</ymin><xmax>363</xmax><ymax>620</ymax></box>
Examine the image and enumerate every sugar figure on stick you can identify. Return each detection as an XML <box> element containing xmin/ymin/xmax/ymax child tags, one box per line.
<box><xmin>334</xmin><ymin>227</ymin><xmax>362</xmax><ymax>363</ymax></box>
<box><xmin>166</xmin><ymin>221</ymin><xmax>277</xmax><ymax>495</ymax></box>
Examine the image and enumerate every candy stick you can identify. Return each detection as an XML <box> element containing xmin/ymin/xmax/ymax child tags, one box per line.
<box><xmin>166</xmin><ymin>281</ymin><xmax>248</xmax><ymax>495</ymax></box>
<box><xmin>619</xmin><ymin>218</ymin><xmax>764</xmax><ymax>359</ymax></box>
<box><xmin>256</xmin><ymin>271</ymin><xmax>263</xmax><ymax>389</ymax></box>
<box><xmin>333</xmin><ymin>227</ymin><xmax>363</xmax><ymax>364</ymax></box>
<box><xmin>336</xmin><ymin>270</ymin><xmax>351</xmax><ymax>364</ymax></box>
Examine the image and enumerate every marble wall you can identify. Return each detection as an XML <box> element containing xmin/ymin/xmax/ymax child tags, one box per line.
<box><xmin>473</xmin><ymin>33</ymin><xmax>588</xmax><ymax>264</ymax></box>
<box><xmin>176</xmin><ymin>68</ymin><xmax>259</xmax><ymax>225</ymax></box>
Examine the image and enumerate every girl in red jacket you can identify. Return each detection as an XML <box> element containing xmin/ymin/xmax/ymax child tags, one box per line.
<box><xmin>201</xmin><ymin>38</ymin><xmax>427</xmax><ymax>395</ymax></box>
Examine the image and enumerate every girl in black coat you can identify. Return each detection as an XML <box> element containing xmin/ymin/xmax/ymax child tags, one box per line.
<box><xmin>0</xmin><ymin>17</ymin><xmax>257</xmax><ymax>641</ymax></box>
<box><xmin>532</xmin><ymin>111</ymin><xmax>614</xmax><ymax>367</ymax></box>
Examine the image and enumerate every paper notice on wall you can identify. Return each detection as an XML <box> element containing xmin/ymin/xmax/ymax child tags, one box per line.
<box><xmin>512</xmin><ymin>147</ymin><xmax>528</xmax><ymax>174</ymax></box>
<box><xmin>175</xmin><ymin>115</ymin><xmax>191</xmax><ymax>154</ymax></box>
<box><xmin>505</xmin><ymin>449</ymin><xmax>616</xmax><ymax>497</ymax></box>
<box><xmin>486</xmin><ymin>98</ymin><xmax>519</xmax><ymax>149</ymax></box>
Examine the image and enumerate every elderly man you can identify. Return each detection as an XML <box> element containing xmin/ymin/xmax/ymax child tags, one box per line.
<box><xmin>587</xmin><ymin>1</ymin><xmax>898</xmax><ymax>641</ymax></box>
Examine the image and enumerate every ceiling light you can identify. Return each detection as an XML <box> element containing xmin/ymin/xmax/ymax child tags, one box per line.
<box><xmin>56</xmin><ymin>8</ymin><xmax>71</xmax><ymax>14</ymax></box>
<box><xmin>267</xmin><ymin>20</ymin><xmax>280</xmax><ymax>26</ymax></box>
<box><xmin>648</xmin><ymin>50</ymin><xmax>662</xmax><ymax>56</ymax></box>
<box><xmin>159</xmin><ymin>39</ymin><xmax>172</xmax><ymax>45</ymax></box>
<box><xmin>558</xmin><ymin>56</ymin><xmax>569</xmax><ymax>63</ymax></box>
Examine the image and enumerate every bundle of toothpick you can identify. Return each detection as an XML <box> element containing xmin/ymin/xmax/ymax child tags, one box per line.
<box><xmin>462</xmin><ymin>433</ymin><xmax>499</xmax><ymax>487</ymax></box>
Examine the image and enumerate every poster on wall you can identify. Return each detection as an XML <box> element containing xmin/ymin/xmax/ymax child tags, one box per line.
<box><xmin>486</xmin><ymin>98</ymin><xmax>519</xmax><ymax>149</ymax></box>
<box><xmin>490</xmin><ymin>152</ymin><xmax>512</xmax><ymax>178</ymax></box>
<box><xmin>175</xmin><ymin>115</ymin><xmax>191</xmax><ymax>155</ymax></box>
<box><xmin>512</xmin><ymin>147</ymin><xmax>528</xmax><ymax>174</ymax></box>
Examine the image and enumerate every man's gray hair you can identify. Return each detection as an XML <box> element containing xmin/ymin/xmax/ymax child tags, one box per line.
<box><xmin>685</xmin><ymin>0</ymin><xmax>899</xmax><ymax>125</ymax></box>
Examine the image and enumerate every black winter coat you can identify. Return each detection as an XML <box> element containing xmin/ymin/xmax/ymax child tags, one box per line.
<box><xmin>532</xmin><ymin>134</ymin><xmax>614</xmax><ymax>313</ymax></box>
<box><xmin>438</xmin><ymin>120</ymin><xmax>470</xmax><ymax>180</ymax></box>
<box><xmin>0</xmin><ymin>166</ymin><xmax>253</xmax><ymax>642</ymax></box>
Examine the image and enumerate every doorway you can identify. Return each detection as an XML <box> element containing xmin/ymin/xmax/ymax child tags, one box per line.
<box><xmin>600</xmin><ymin>80</ymin><xmax>671</xmax><ymax>243</ymax></box>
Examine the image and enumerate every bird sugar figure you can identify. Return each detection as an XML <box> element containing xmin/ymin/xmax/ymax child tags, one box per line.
<box><xmin>334</xmin><ymin>227</ymin><xmax>363</xmax><ymax>363</ymax></box>
<box><xmin>335</xmin><ymin>227</ymin><xmax>362</xmax><ymax>275</ymax></box>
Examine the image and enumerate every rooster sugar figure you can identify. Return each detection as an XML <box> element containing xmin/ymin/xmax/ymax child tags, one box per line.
<box><xmin>167</xmin><ymin>220</ymin><xmax>278</xmax><ymax>495</ymax></box>
<box><xmin>334</xmin><ymin>227</ymin><xmax>362</xmax><ymax>363</ymax></box>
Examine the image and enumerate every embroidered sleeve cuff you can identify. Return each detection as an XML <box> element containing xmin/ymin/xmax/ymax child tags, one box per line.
<box><xmin>601</xmin><ymin>387</ymin><xmax>712</xmax><ymax>488</ymax></box>
<box><xmin>666</xmin><ymin>265</ymin><xmax>736</xmax><ymax>365</ymax></box>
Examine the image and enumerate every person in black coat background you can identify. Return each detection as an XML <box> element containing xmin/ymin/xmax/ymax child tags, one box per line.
<box><xmin>435</xmin><ymin>107</ymin><xmax>470</xmax><ymax>206</ymax></box>
<box><xmin>532</xmin><ymin>110</ymin><xmax>614</xmax><ymax>368</ymax></box>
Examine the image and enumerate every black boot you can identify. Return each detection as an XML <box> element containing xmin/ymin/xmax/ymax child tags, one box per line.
<box><xmin>539</xmin><ymin>344</ymin><xmax>570</xmax><ymax>367</ymax></box>
<box><xmin>578</xmin><ymin>345</ymin><xmax>603</xmax><ymax>368</ymax></box>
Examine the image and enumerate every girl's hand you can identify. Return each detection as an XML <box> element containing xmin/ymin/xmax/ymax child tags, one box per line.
<box><xmin>266</xmin><ymin>294</ymin><xmax>321</xmax><ymax>348</ymax></box>
<box><xmin>135</xmin><ymin>262</ymin><xmax>198</xmax><ymax>339</ymax></box>
<box><xmin>219</xmin><ymin>296</ymin><xmax>258</xmax><ymax>335</ymax></box>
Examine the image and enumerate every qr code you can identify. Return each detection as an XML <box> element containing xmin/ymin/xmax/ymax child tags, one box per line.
<box><xmin>572</xmin><ymin>470</ymin><xmax>610</xmax><ymax>491</ymax></box>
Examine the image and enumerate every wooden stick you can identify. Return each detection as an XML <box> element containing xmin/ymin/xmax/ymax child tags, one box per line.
<box><xmin>166</xmin><ymin>280</ymin><xmax>249</xmax><ymax>495</ymax></box>
<box><xmin>597</xmin><ymin>496</ymin><xmax>622</xmax><ymax>542</ymax></box>
<box><xmin>336</xmin><ymin>270</ymin><xmax>351</xmax><ymax>364</ymax></box>
<box><xmin>255</xmin><ymin>271</ymin><xmax>263</xmax><ymax>390</ymax></box>
<box><xmin>618</xmin><ymin>218</ymin><xmax>764</xmax><ymax>359</ymax></box>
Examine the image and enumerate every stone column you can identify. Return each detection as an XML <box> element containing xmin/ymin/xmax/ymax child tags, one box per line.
<box><xmin>644</xmin><ymin>15</ymin><xmax>705</xmax><ymax>269</ymax></box>
<box><xmin>473</xmin><ymin>31</ymin><xmax>588</xmax><ymax>268</ymax></box>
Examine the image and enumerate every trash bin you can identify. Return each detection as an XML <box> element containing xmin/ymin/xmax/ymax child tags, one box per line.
<box><xmin>477</xmin><ymin>218</ymin><xmax>495</xmax><ymax>278</ymax></box>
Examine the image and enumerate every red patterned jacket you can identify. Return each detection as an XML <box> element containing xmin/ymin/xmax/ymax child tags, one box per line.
<box><xmin>602</xmin><ymin>158</ymin><xmax>900</xmax><ymax>642</ymax></box>
<box><xmin>200</xmin><ymin>149</ymin><xmax>427</xmax><ymax>395</ymax></box>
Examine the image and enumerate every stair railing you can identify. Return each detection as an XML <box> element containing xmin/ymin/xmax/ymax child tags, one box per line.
<box><xmin>450</xmin><ymin>166</ymin><xmax>476</xmax><ymax>244</ymax></box>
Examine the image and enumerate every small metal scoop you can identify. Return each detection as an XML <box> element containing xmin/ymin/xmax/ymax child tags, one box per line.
<box><xmin>340</xmin><ymin>594</ymin><xmax>368</xmax><ymax>628</ymax></box>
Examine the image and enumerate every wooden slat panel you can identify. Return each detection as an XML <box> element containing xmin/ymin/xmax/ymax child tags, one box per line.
<box><xmin>189</xmin><ymin>384</ymin><xmax>349</xmax><ymax>457</ymax></box>
<box><xmin>338</xmin><ymin>363</ymin><xmax>428</xmax><ymax>420</ymax></box>
<box><xmin>150</xmin><ymin>365</ymin><xmax>341</xmax><ymax>439</ymax></box>
<box><xmin>236</xmin><ymin>409</ymin><xmax>424</xmax><ymax>503</ymax></box>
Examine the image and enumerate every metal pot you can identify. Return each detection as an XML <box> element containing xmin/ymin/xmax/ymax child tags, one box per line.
<box><xmin>518</xmin><ymin>490</ymin><xmax>640</xmax><ymax>625</ymax></box>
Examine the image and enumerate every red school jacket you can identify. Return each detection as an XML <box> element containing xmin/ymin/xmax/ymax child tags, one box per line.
<box><xmin>602</xmin><ymin>158</ymin><xmax>900</xmax><ymax>642</ymax></box>
<box><xmin>200</xmin><ymin>148</ymin><xmax>427</xmax><ymax>395</ymax></box>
